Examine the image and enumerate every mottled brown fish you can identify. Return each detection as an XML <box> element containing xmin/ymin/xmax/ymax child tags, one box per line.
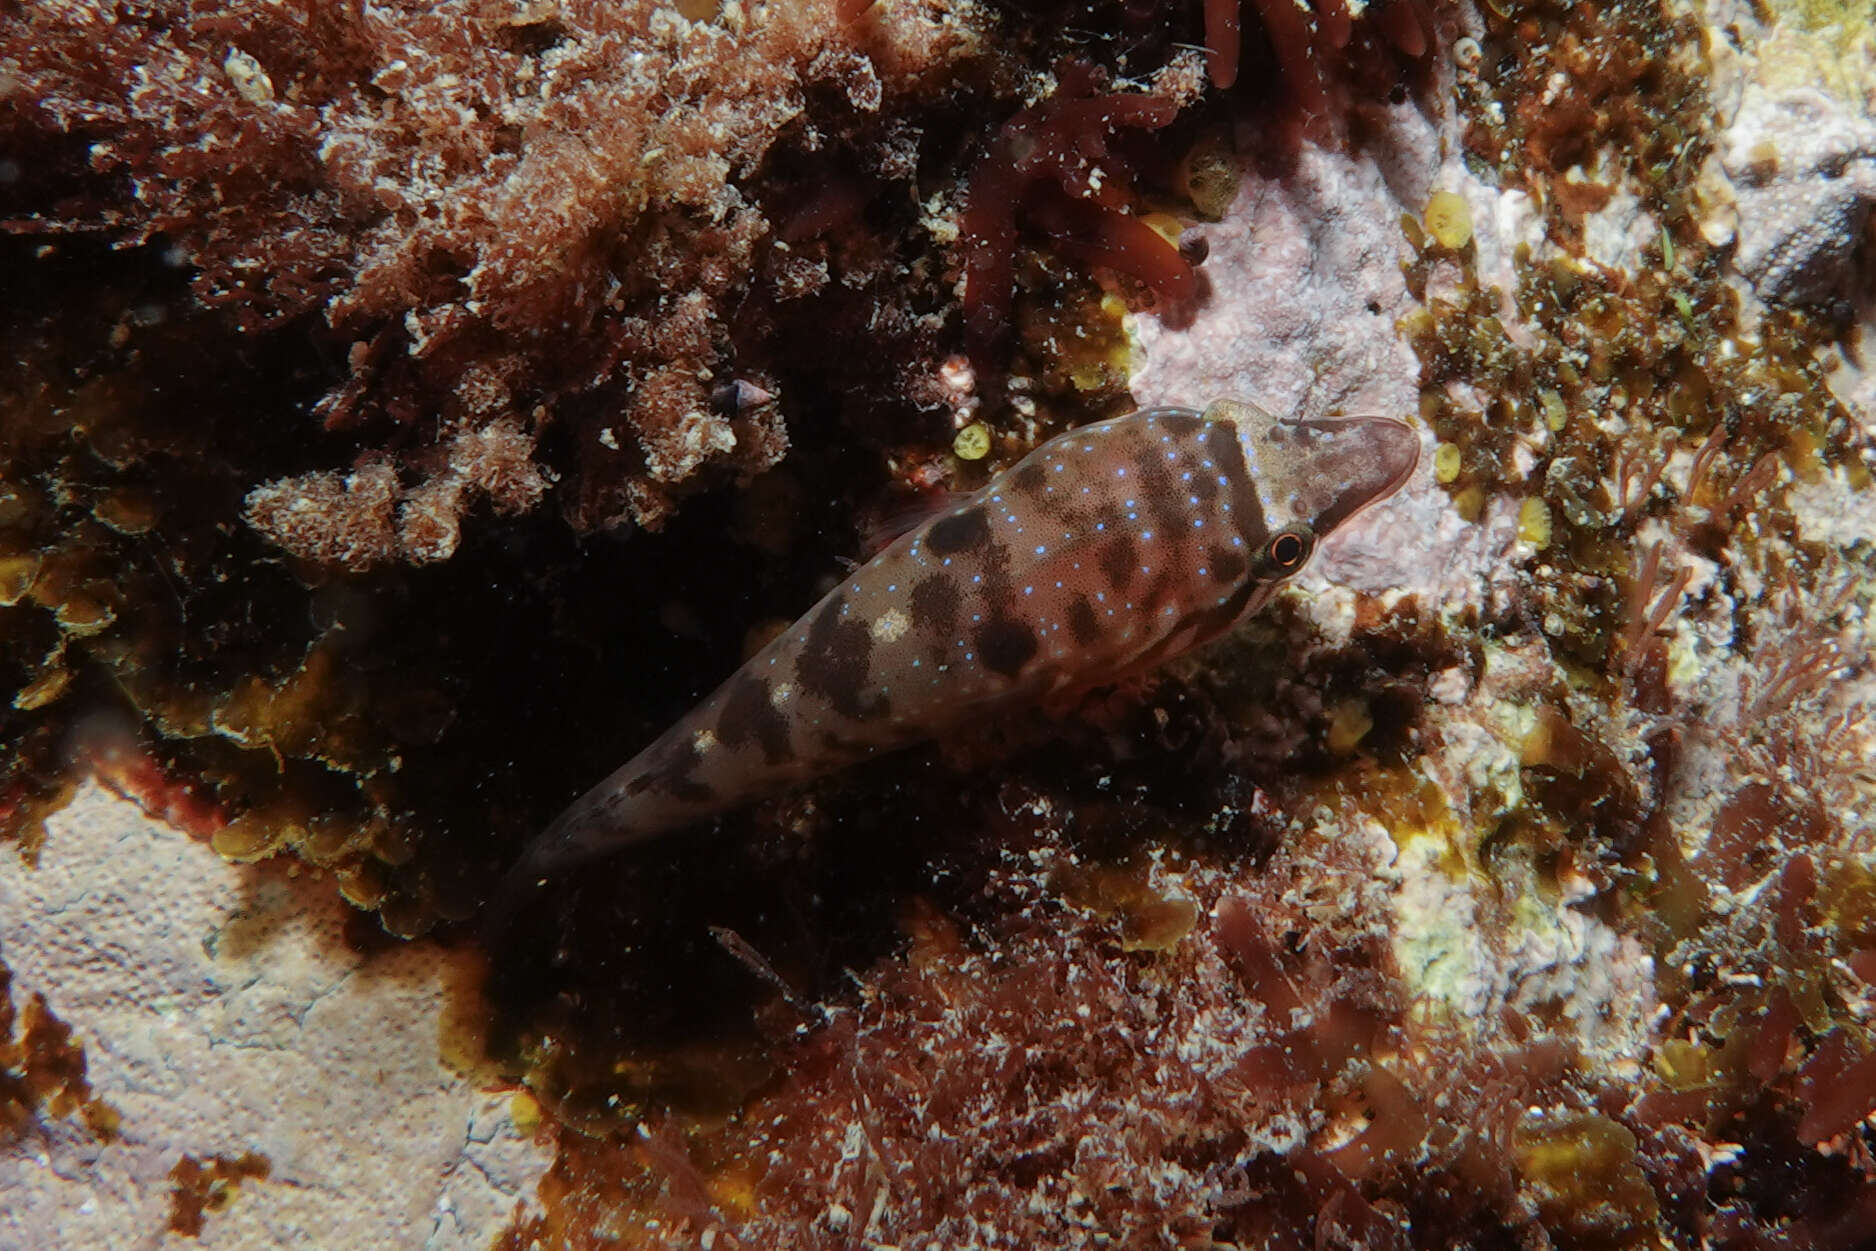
<box><xmin>498</xmin><ymin>399</ymin><xmax>1418</xmax><ymax>897</ymax></box>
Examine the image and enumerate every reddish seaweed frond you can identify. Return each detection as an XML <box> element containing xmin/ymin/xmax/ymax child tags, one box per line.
<box><xmin>1741</xmin><ymin>632</ymin><xmax>1849</xmax><ymax>727</ymax></box>
<box><xmin>1794</xmin><ymin>1029</ymin><xmax>1876</xmax><ymax>1145</ymax></box>
<box><xmin>1721</xmin><ymin>453</ymin><xmax>1782</xmax><ymax>521</ymax></box>
<box><xmin>1611</xmin><ymin>437</ymin><xmax>1672</xmax><ymax>525</ymax></box>
<box><xmin>1684</xmin><ymin>422</ymin><xmax>1729</xmax><ymax>504</ymax></box>
<box><xmin>1738</xmin><ymin>572</ymin><xmax>1856</xmax><ymax>727</ymax></box>
<box><xmin>1207</xmin><ymin>0</ymin><xmax>1435</xmax><ymax>102</ymax></box>
<box><xmin>635</xmin><ymin>1121</ymin><xmax>739</xmax><ymax>1246</ymax></box>
<box><xmin>1619</xmin><ymin>539</ymin><xmax>1693</xmax><ymax>689</ymax></box>
<box><xmin>1683</xmin><ymin>422</ymin><xmax>1785</xmax><ymax>536</ymax></box>
<box><xmin>1204</xmin><ymin>0</ymin><xmax>1243</xmax><ymax>87</ymax></box>
<box><xmin>960</xmin><ymin>65</ymin><xmax>1192</xmax><ymax>378</ymax></box>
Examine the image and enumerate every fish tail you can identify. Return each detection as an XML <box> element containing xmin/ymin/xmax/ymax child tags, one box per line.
<box><xmin>479</xmin><ymin>784</ymin><xmax>639</xmax><ymax>942</ymax></box>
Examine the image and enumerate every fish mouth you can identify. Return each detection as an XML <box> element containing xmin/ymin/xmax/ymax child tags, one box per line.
<box><xmin>1284</xmin><ymin>415</ymin><xmax>1422</xmax><ymax>532</ymax></box>
<box><xmin>1368</xmin><ymin>416</ymin><xmax>1421</xmax><ymax>502</ymax></box>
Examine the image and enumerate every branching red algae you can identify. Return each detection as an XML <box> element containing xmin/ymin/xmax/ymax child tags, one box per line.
<box><xmin>1</xmin><ymin>0</ymin><xmax>979</xmax><ymax>545</ymax></box>
<box><xmin>1213</xmin><ymin>0</ymin><xmax>1435</xmax><ymax>101</ymax></box>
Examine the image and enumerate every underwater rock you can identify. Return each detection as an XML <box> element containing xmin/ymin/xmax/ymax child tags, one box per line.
<box><xmin>0</xmin><ymin>785</ymin><xmax>547</xmax><ymax>1248</ymax></box>
<box><xmin>1704</xmin><ymin>0</ymin><xmax>1876</xmax><ymax>311</ymax></box>
<box><xmin>1128</xmin><ymin>97</ymin><xmax>1434</xmax><ymax>468</ymax></box>
<box><xmin>5</xmin><ymin>0</ymin><xmax>1876</xmax><ymax>1245</ymax></box>
<box><xmin>1721</xmin><ymin>84</ymin><xmax>1876</xmax><ymax>308</ymax></box>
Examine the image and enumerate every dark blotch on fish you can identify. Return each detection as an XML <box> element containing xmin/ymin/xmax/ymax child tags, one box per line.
<box><xmin>797</xmin><ymin>597</ymin><xmax>888</xmax><ymax>720</ymax></box>
<box><xmin>976</xmin><ymin>616</ymin><xmax>1039</xmax><ymax>677</ymax></box>
<box><xmin>1208</xmin><ymin>546</ymin><xmax>1247</xmax><ymax>584</ymax></box>
<box><xmin>1158</xmin><ymin>410</ymin><xmax>1204</xmax><ymax>438</ymax></box>
<box><xmin>717</xmin><ymin>674</ymin><xmax>795</xmax><ymax>764</ymax></box>
<box><xmin>637</xmin><ymin>735</ymin><xmax>715</xmax><ymax>803</ymax></box>
<box><xmin>925</xmin><ymin>505</ymin><xmax>993</xmax><ymax>556</ymax></box>
<box><xmin>910</xmin><ymin>573</ymin><xmax>962</xmax><ymax>634</ymax></box>
<box><xmin>1100</xmin><ymin>535</ymin><xmax>1138</xmax><ymax>589</ymax></box>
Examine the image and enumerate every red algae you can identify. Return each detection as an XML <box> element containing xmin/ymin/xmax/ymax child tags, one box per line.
<box><xmin>1028</xmin><ymin>189</ymin><xmax>1199</xmax><ymax>309</ymax></box>
<box><xmin>960</xmin><ymin>65</ymin><xmax>1189</xmax><ymax>375</ymax></box>
<box><xmin>1204</xmin><ymin>0</ymin><xmax>1242</xmax><ymax>87</ymax></box>
<box><xmin>1</xmin><ymin>0</ymin><xmax>977</xmax><ymax>543</ymax></box>
<box><xmin>1198</xmin><ymin>0</ymin><xmax>1432</xmax><ymax>109</ymax></box>
<box><xmin>1796</xmin><ymin>1033</ymin><xmax>1876</xmax><ymax>1146</ymax></box>
<box><xmin>1247</xmin><ymin>0</ymin><xmax>1331</xmax><ymax>113</ymax></box>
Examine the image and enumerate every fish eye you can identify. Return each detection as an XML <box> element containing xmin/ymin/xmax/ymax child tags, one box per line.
<box><xmin>1268</xmin><ymin>529</ymin><xmax>1311</xmax><ymax>570</ymax></box>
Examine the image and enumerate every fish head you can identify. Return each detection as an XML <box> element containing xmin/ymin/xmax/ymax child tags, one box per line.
<box><xmin>1205</xmin><ymin>399</ymin><xmax>1420</xmax><ymax>579</ymax></box>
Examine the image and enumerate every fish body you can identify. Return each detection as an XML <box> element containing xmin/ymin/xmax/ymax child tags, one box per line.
<box><xmin>504</xmin><ymin>399</ymin><xmax>1418</xmax><ymax>888</ymax></box>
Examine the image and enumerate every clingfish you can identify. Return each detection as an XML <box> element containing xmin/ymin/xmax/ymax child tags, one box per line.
<box><xmin>501</xmin><ymin>399</ymin><xmax>1418</xmax><ymax>895</ymax></box>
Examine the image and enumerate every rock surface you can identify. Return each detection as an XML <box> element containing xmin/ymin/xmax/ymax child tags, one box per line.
<box><xmin>0</xmin><ymin>784</ymin><xmax>548</xmax><ymax>1250</ymax></box>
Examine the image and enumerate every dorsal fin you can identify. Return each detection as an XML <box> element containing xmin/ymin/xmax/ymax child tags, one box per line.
<box><xmin>858</xmin><ymin>488</ymin><xmax>972</xmax><ymax>556</ymax></box>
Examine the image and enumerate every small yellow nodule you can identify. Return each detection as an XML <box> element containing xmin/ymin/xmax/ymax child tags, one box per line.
<box><xmin>953</xmin><ymin>423</ymin><xmax>991</xmax><ymax>461</ymax></box>
<box><xmin>1140</xmin><ymin>212</ymin><xmax>1185</xmax><ymax>245</ymax></box>
<box><xmin>1518</xmin><ymin>497</ymin><xmax>1553</xmax><ymax>548</ymax></box>
<box><xmin>510</xmin><ymin>1090</ymin><xmax>542</xmax><ymax>1134</ymax></box>
<box><xmin>1540</xmin><ymin>388</ymin><xmax>1568</xmax><ymax>432</ymax></box>
<box><xmin>1424</xmin><ymin>189</ymin><xmax>1473</xmax><ymax>250</ymax></box>
<box><xmin>1433</xmin><ymin>442</ymin><xmax>1462</xmax><ymax>484</ymax></box>
<box><xmin>1325</xmin><ymin>699</ymin><xmax>1374</xmax><ymax>755</ymax></box>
